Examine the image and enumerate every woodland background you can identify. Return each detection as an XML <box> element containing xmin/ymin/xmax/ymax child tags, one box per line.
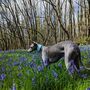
<box><xmin>0</xmin><ymin>0</ymin><xmax>90</xmax><ymax>50</ymax></box>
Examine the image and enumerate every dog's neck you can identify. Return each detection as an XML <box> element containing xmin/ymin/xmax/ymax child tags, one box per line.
<box><xmin>37</xmin><ymin>44</ymin><xmax>43</xmax><ymax>52</ymax></box>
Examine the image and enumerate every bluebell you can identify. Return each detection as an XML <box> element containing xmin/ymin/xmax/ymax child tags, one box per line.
<box><xmin>86</xmin><ymin>88</ymin><xmax>90</xmax><ymax>90</ymax></box>
<box><xmin>0</xmin><ymin>74</ymin><xmax>6</xmax><ymax>80</ymax></box>
<box><xmin>37</xmin><ymin>65</ymin><xmax>44</xmax><ymax>72</ymax></box>
<box><xmin>11</xmin><ymin>85</ymin><xmax>16</xmax><ymax>90</ymax></box>
<box><xmin>52</xmin><ymin>70</ymin><xmax>58</xmax><ymax>78</ymax></box>
<box><xmin>58</xmin><ymin>63</ymin><xmax>62</xmax><ymax>69</ymax></box>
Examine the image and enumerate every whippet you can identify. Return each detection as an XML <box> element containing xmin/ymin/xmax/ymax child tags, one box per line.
<box><xmin>28</xmin><ymin>41</ymin><xmax>90</xmax><ymax>75</ymax></box>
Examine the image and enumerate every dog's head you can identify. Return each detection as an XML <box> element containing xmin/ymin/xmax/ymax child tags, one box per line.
<box><xmin>28</xmin><ymin>41</ymin><xmax>37</xmax><ymax>52</ymax></box>
<box><xmin>28</xmin><ymin>41</ymin><xmax>43</xmax><ymax>52</ymax></box>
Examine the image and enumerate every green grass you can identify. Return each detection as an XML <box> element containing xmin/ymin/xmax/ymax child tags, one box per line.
<box><xmin>0</xmin><ymin>49</ymin><xmax>90</xmax><ymax>90</ymax></box>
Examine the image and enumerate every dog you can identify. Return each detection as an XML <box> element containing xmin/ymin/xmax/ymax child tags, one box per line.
<box><xmin>28</xmin><ymin>41</ymin><xmax>90</xmax><ymax>75</ymax></box>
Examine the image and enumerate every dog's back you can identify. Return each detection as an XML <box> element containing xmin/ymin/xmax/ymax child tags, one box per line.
<box><xmin>45</xmin><ymin>40</ymin><xmax>78</xmax><ymax>56</ymax></box>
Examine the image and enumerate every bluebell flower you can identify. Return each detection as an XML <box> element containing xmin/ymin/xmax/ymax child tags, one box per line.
<box><xmin>8</xmin><ymin>58</ymin><xmax>13</xmax><ymax>62</ymax></box>
<box><xmin>58</xmin><ymin>63</ymin><xmax>62</xmax><ymax>69</ymax></box>
<box><xmin>80</xmin><ymin>74</ymin><xmax>88</xmax><ymax>79</ymax></box>
<box><xmin>37</xmin><ymin>65</ymin><xmax>44</xmax><ymax>72</ymax></box>
<box><xmin>30</xmin><ymin>61</ymin><xmax>36</xmax><ymax>68</ymax></box>
<box><xmin>9</xmin><ymin>50</ymin><xmax>15</xmax><ymax>53</ymax></box>
<box><xmin>4</xmin><ymin>50</ymin><xmax>9</xmax><ymax>53</ymax></box>
<box><xmin>19</xmin><ymin>57</ymin><xmax>27</xmax><ymax>62</ymax></box>
<box><xmin>1</xmin><ymin>67</ymin><xmax>6</xmax><ymax>72</ymax></box>
<box><xmin>80</xmin><ymin>66</ymin><xmax>85</xmax><ymax>71</ymax></box>
<box><xmin>52</xmin><ymin>70</ymin><xmax>58</xmax><ymax>78</ymax></box>
<box><xmin>80</xmin><ymin>47</ymin><xmax>87</xmax><ymax>52</ymax></box>
<box><xmin>17</xmin><ymin>73</ymin><xmax>22</xmax><ymax>78</ymax></box>
<box><xmin>13</xmin><ymin>61</ymin><xmax>20</xmax><ymax>66</ymax></box>
<box><xmin>0</xmin><ymin>74</ymin><xmax>6</xmax><ymax>80</ymax></box>
<box><xmin>23</xmin><ymin>63</ymin><xmax>28</xmax><ymax>67</ymax></box>
<box><xmin>83</xmin><ymin>47</ymin><xmax>87</xmax><ymax>50</ymax></box>
<box><xmin>11</xmin><ymin>84</ymin><xmax>16</xmax><ymax>90</ymax></box>
<box><xmin>86</xmin><ymin>87</ymin><xmax>90</xmax><ymax>90</ymax></box>
<box><xmin>87</xmin><ymin>47</ymin><xmax>90</xmax><ymax>51</ymax></box>
<box><xmin>0</xmin><ymin>55</ymin><xmax>5</xmax><ymax>61</ymax></box>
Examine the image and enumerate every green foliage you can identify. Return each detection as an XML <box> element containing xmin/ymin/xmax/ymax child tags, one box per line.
<box><xmin>75</xmin><ymin>36</ymin><xmax>90</xmax><ymax>45</ymax></box>
<box><xmin>0</xmin><ymin>50</ymin><xmax>90</xmax><ymax>90</ymax></box>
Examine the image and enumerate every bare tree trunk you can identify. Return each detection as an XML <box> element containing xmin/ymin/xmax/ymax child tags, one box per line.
<box><xmin>43</xmin><ymin>0</ymin><xmax>70</xmax><ymax>39</ymax></box>
<box><xmin>64</xmin><ymin>0</ymin><xmax>67</xmax><ymax>40</ymax></box>
<box><xmin>87</xmin><ymin>0</ymin><xmax>90</xmax><ymax>36</ymax></box>
<box><xmin>84</xmin><ymin>0</ymin><xmax>88</xmax><ymax>36</ymax></box>
<box><xmin>69</xmin><ymin>0</ymin><xmax>73</xmax><ymax>39</ymax></box>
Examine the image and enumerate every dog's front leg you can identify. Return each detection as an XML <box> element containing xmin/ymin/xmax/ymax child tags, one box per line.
<box><xmin>42</xmin><ymin>50</ymin><xmax>49</xmax><ymax>67</ymax></box>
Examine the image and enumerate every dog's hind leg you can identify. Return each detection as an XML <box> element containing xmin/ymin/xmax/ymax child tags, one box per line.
<box><xmin>73</xmin><ymin>55</ymin><xmax>80</xmax><ymax>73</ymax></box>
<box><xmin>65</xmin><ymin>49</ymin><xmax>80</xmax><ymax>75</ymax></box>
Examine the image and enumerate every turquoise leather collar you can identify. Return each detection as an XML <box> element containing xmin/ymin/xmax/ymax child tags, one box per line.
<box><xmin>37</xmin><ymin>44</ymin><xmax>43</xmax><ymax>52</ymax></box>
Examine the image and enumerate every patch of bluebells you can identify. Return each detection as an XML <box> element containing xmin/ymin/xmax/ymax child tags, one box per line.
<box><xmin>80</xmin><ymin>66</ymin><xmax>85</xmax><ymax>71</ymax></box>
<box><xmin>9</xmin><ymin>50</ymin><xmax>15</xmax><ymax>53</ymax></box>
<box><xmin>58</xmin><ymin>63</ymin><xmax>62</xmax><ymax>69</ymax></box>
<box><xmin>80</xmin><ymin>74</ymin><xmax>88</xmax><ymax>79</ymax></box>
<box><xmin>0</xmin><ymin>55</ymin><xmax>5</xmax><ymax>61</ymax></box>
<box><xmin>8</xmin><ymin>58</ymin><xmax>13</xmax><ymax>62</ymax></box>
<box><xmin>79</xmin><ymin>46</ymin><xmax>90</xmax><ymax>51</ymax></box>
<box><xmin>1</xmin><ymin>67</ymin><xmax>6</xmax><ymax>72</ymax></box>
<box><xmin>0</xmin><ymin>46</ymin><xmax>90</xmax><ymax>89</ymax></box>
<box><xmin>0</xmin><ymin>74</ymin><xmax>6</xmax><ymax>80</ymax></box>
<box><xmin>79</xmin><ymin>47</ymin><xmax>86</xmax><ymax>52</ymax></box>
<box><xmin>29</xmin><ymin>61</ymin><xmax>37</xmax><ymax>69</ymax></box>
<box><xmin>86</xmin><ymin>88</ymin><xmax>90</xmax><ymax>90</ymax></box>
<box><xmin>19</xmin><ymin>57</ymin><xmax>27</xmax><ymax>62</ymax></box>
<box><xmin>52</xmin><ymin>70</ymin><xmax>58</xmax><ymax>78</ymax></box>
<box><xmin>11</xmin><ymin>83</ymin><xmax>16</xmax><ymax>90</ymax></box>
<box><xmin>4</xmin><ymin>50</ymin><xmax>15</xmax><ymax>54</ymax></box>
<box><xmin>37</xmin><ymin>65</ymin><xmax>44</xmax><ymax>72</ymax></box>
<box><xmin>23</xmin><ymin>63</ymin><xmax>28</xmax><ymax>67</ymax></box>
<box><xmin>80</xmin><ymin>46</ymin><xmax>90</xmax><ymax>67</ymax></box>
<box><xmin>17</xmin><ymin>73</ymin><xmax>23</xmax><ymax>78</ymax></box>
<box><xmin>13</xmin><ymin>61</ymin><xmax>20</xmax><ymax>66</ymax></box>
